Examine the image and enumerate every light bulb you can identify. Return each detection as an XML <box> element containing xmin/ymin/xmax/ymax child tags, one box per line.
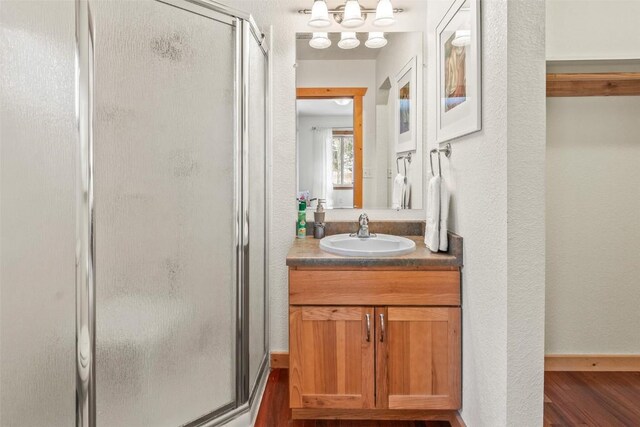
<box><xmin>338</xmin><ymin>32</ymin><xmax>360</xmax><ymax>49</ymax></box>
<box><xmin>309</xmin><ymin>0</ymin><xmax>330</xmax><ymax>28</ymax></box>
<box><xmin>365</xmin><ymin>32</ymin><xmax>387</xmax><ymax>48</ymax></box>
<box><xmin>309</xmin><ymin>32</ymin><xmax>332</xmax><ymax>49</ymax></box>
<box><xmin>342</xmin><ymin>0</ymin><xmax>365</xmax><ymax>28</ymax></box>
<box><xmin>374</xmin><ymin>0</ymin><xmax>395</xmax><ymax>27</ymax></box>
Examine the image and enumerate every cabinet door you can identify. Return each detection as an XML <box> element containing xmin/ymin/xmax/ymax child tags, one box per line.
<box><xmin>377</xmin><ymin>307</ymin><xmax>461</xmax><ymax>410</ymax></box>
<box><xmin>289</xmin><ymin>306</ymin><xmax>375</xmax><ymax>409</ymax></box>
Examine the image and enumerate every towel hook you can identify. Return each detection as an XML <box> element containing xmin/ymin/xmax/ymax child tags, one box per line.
<box><xmin>396</xmin><ymin>153</ymin><xmax>412</xmax><ymax>176</ymax></box>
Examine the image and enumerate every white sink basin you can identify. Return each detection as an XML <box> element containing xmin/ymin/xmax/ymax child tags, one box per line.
<box><xmin>319</xmin><ymin>234</ymin><xmax>416</xmax><ymax>257</ymax></box>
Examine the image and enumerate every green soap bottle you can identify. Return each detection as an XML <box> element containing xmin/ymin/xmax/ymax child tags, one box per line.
<box><xmin>297</xmin><ymin>199</ymin><xmax>307</xmax><ymax>239</ymax></box>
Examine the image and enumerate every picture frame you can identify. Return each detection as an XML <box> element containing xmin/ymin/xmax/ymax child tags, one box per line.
<box><xmin>436</xmin><ymin>0</ymin><xmax>482</xmax><ymax>143</ymax></box>
<box><xmin>395</xmin><ymin>56</ymin><xmax>418</xmax><ymax>153</ymax></box>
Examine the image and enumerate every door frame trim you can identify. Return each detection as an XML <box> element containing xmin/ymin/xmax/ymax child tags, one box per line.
<box><xmin>296</xmin><ymin>87</ymin><xmax>367</xmax><ymax>208</ymax></box>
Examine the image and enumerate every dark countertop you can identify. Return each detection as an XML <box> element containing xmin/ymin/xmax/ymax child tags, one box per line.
<box><xmin>286</xmin><ymin>233</ymin><xmax>463</xmax><ymax>268</ymax></box>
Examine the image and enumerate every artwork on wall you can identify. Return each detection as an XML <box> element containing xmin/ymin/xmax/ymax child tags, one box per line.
<box><xmin>395</xmin><ymin>56</ymin><xmax>418</xmax><ymax>153</ymax></box>
<box><xmin>436</xmin><ymin>0</ymin><xmax>481</xmax><ymax>143</ymax></box>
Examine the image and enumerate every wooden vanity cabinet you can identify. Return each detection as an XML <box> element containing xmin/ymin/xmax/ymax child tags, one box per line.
<box><xmin>289</xmin><ymin>267</ymin><xmax>462</xmax><ymax>420</ymax></box>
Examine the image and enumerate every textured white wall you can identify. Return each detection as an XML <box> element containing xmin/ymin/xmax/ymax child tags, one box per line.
<box><xmin>426</xmin><ymin>0</ymin><xmax>546</xmax><ymax>426</ymax></box>
<box><xmin>547</xmin><ymin>0</ymin><xmax>640</xmax><ymax>61</ymax></box>
<box><xmin>505</xmin><ymin>1</ymin><xmax>546</xmax><ymax>425</ymax></box>
<box><xmin>546</xmin><ymin>95</ymin><xmax>640</xmax><ymax>354</ymax></box>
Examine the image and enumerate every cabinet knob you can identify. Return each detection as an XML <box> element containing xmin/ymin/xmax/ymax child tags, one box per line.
<box><xmin>379</xmin><ymin>313</ymin><xmax>385</xmax><ymax>343</ymax></box>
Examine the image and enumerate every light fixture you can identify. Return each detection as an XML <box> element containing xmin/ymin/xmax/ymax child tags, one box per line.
<box><xmin>452</xmin><ymin>30</ymin><xmax>471</xmax><ymax>47</ymax></box>
<box><xmin>365</xmin><ymin>32</ymin><xmax>387</xmax><ymax>48</ymax></box>
<box><xmin>309</xmin><ymin>32</ymin><xmax>332</xmax><ymax>49</ymax></box>
<box><xmin>338</xmin><ymin>32</ymin><xmax>360</xmax><ymax>49</ymax></box>
<box><xmin>300</xmin><ymin>1</ymin><xmax>403</xmax><ymax>28</ymax></box>
<box><xmin>374</xmin><ymin>0</ymin><xmax>396</xmax><ymax>27</ymax></box>
<box><xmin>308</xmin><ymin>0</ymin><xmax>330</xmax><ymax>28</ymax></box>
<box><xmin>334</xmin><ymin>99</ymin><xmax>352</xmax><ymax>106</ymax></box>
<box><xmin>342</xmin><ymin>1</ymin><xmax>365</xmax><ymax>28</ymax></box>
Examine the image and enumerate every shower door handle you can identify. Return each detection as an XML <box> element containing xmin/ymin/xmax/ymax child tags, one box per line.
<box><xmin>243</xmin><ymin>211</ymin><xmax>250</xmax><ymax>246</ymax></box>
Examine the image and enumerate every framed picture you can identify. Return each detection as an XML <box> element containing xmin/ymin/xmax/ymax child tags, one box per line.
<box><xmin>395</xmin><ymin>56</ymin><xmax>418</xmax><ymax>153</ymax></box>
<box><xmin>436</xmin><ymin>0</ymin><xmax>481</xmax><ymax>143</ymax></box>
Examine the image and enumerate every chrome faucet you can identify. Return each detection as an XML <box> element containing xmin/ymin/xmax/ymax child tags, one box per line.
<box><xmin>356</xmin><ymin>213</ymin><xmax>371</xmax><ymax>238</ymax></box>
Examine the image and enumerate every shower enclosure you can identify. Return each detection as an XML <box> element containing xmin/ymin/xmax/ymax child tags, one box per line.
<box><xmin>1</xmin><ymin>0</ymin><xmax>269</xmax><ymax>426</ymax></box>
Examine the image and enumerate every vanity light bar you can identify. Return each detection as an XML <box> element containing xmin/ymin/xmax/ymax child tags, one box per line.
<box><xmin>298</xmin><ymin>7</ymin><xmax>403</xmax><ymax>14</ymax></box>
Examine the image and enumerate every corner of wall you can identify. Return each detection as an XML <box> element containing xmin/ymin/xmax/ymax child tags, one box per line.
<box><xmin>506</xmin><ymin>0</ymin><xmax>546</xmax><ymax>425</ymax></box>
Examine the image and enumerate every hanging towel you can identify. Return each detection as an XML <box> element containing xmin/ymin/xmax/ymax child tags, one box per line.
<box><xmin>404</xmin><ymin>182</ymin><xmax>411</xmax><ymax>210</ymax></box>
<box><xmin>425</xmin><ymin>175</ymin><xmax>441</xmax><ymax>252</ymax></box>
<box><xmin>392</xmin><ymin>173</ymin><xmax>405</xmax><ymax>210</ymax></box>
<box><xmin>439</xmin><ymin>178</ymin><xmax>450</xmax><ymax>251</ymax></box>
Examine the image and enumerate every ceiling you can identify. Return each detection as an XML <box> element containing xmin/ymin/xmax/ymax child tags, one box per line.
<box><xmin>297</xmin><ymin>99</ymin><xmax>354</xmax><ymax>117</ymax></box>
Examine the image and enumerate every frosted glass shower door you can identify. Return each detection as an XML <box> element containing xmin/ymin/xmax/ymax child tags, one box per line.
<box><xmin>1</xmin><ymin>1</ymin><xmax>76</xmax><ymax>425</ymax></box>
<box><xmin>92</xmin><ymin>1</ymin><xmax>238</xmax><ymax>425</ymax></box>
<box><xmin>248</xmin><ymin>31</ymin><xmax>268</xmax><ymax>392</ymax></box>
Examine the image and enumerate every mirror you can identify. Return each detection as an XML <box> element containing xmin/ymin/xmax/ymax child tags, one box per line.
<box><xmin>296</xmin><ymin>32</ymin><xmax>424</xmax><ymax>210</ymax></box>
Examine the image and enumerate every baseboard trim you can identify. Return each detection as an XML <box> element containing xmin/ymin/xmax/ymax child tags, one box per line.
<box><xmin>269</xmin><ymin>352</ymin><xmax>289</xmax><ymax>369</ymax></box>
<box><xmin>545</xmin><ymin>354</ymin><xmax>640</xmax><ymax>372</ymax></box>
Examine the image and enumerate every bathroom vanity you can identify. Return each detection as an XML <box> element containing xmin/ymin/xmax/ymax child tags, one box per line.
<box><xmin>286</xmin><ymin>228</ymin><xmax>463</xmax><ymax>424</ymax></box>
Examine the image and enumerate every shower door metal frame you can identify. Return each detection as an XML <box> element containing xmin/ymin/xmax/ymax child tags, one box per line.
<box><xmin>244</xmin><ymin>19</ymin><xmax>271</xmax><ymax>409</ymax></box>
<box><xmin>75</xmin><ymin>0</ymin><xmax>95</xmax><ymax>425</ymax></box>
<box><xmin>74</xmin><ymin>0</ymin><xmax>270</xmax><ymax>426</ymax></box>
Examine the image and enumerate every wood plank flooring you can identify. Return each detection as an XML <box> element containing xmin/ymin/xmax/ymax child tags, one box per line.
<box><xmin>256</xmin><ymin>369</ymin><xmax>640</xmax><ymax>426</ymax></box>
<box><xmin>254</xmin><ymin>369</ymin><xmax>450</xmax><ymax>427</ymax></box>
<box><xmin>544</xmin><ymin>371</ymin><xmax>640</xmax><ymax>426</ymax></box>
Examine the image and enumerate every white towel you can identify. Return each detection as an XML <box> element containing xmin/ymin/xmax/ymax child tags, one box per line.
<box><xmin>392</xmin><ymin>173</ymin><xmax>405</xmax><ymax>210</ymax></box>
<box><xmin>439</xmin><ymin>178</ymin><xmax>450</xmax><ymax>251</ymax></box>
<box><xmin>425</xmin><ymin>175</ymin><xmax>441</xmax><ymax>252</ymax></box>
<box><xmin>404</xmin><ymin>182</ymin><xmax>411</xmax><ymax>209</ymax></box>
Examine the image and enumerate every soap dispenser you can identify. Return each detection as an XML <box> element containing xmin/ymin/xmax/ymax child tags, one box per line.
<box><xmin>313</xmin><ymin>199</ymin><xmax>326</xmax><ymax>239</ymax></box>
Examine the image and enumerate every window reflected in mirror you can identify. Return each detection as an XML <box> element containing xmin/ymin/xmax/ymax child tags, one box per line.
<box><xmin>332</xmin><ymin>131</ymin><xmax>354</xmax><ymax>189</ymax></box>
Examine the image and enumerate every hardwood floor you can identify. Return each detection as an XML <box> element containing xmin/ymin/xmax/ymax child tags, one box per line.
<box><xmin>256</xmin><ymin>369</ymin><xmax>640</xmax><ymax>426</ymax></box>
<box><xmin>544</xmin><ymin>371</ymin><xmax>640</xmax><ymax>426</ymax></box>
<box><xmin>254</xmin><ymin>369</ymin><xmax>451</xmax><ymax>427</ymax></box>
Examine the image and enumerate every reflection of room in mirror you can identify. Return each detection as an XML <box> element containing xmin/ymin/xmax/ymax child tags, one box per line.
<box><xmin>296</xmin><ymin>32</ymin><xmax>424</xmax><ymax>210</ymax></box>
<box><xmin>297</xmin><ymin>99</ymin><xmax>355</xmax><ymax>209</ymax></box>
